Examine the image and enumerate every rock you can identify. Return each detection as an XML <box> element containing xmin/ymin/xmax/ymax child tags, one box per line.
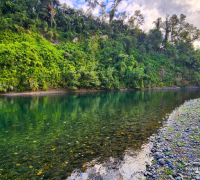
<box><xmin>196</xmin><ymin>176</ymin><xmax>200</xmax><ymax>180</ymax></box>
<box><xmin>9</xmin><ymin>85</ymin><xmax>14</xmax><ymax>90</ymax></box>
<box><xmin>158</xmin><ymin>159</ymin><xmax>165</xmax><ymax>166</ymax></box>
<box><xmin>155</xmin><ymin>152</ymin><xmax>163</xmax><ymax>159</ymax></box>
<box><xmin>147</xmin><ymin>172</ymin><xmax>153</xmax><ymax>177</ymax></box>
<box><xmin>177</xmin><ymin>170</ymin><xmax>182</xmax><ymax>174</ymax></box>
<box><xmin>165</xmin><ymin>147</ymin><xmax>170</xmax><ymax>151</ymax></box>
<box><xmin>169</xmin><ymin>175</ymin><xmax>173</xmax><ymax>179</ymax></box>
<box><xmin>166</xmin><ymin>160</ymin><xmax>172</xmax><ymax>165</ymax></box>
<box><xmin>193</xmin><ymin>162</ymin><xmax>200</xmax><ymax>167</ymax></box>
<box><xmin>151</xmin><ymin>149</ymin><xmax>155</xmax><ymax>153</ymax></box>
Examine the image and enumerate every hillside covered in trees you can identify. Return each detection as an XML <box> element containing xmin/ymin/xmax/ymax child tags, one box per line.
<box><xmin>0</xmin><ymin>0</ymin><xmax>200</xmax><ymax>92</ymax></box>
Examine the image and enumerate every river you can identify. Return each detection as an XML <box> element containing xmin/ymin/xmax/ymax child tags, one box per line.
<box><xmin>0</xmin><ymin>89</ymin><xmax>200</xmax><ymax>179</ymax></box>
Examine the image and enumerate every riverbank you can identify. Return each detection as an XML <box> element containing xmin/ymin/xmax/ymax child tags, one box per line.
<box><xmin>145</xmin><ymin>98</ymin><xmax>200</xmax><ymax>179</ymax></box>
<box><xmin>0</xmin><ymin>86</ymin><xmax>199</xmax><ymax>96</ymax></box>
<box><xmin>0</xmin><ymin>89</ymin><xmax>107</xmax><ymax>96</ymax></box>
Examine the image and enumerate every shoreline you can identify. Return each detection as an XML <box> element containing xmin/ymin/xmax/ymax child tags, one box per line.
<box><xmin>0</xmin><ymin>86</ymin><xmax>199</xmax><ymax>97</ymax></box>
<box><xmin>0</xmin><ymin>89</ymin><xmax>108</xmax><ymax>96</ymax></box>
<box><xmin>145</xmin><ymin>98</ymin><xmax>200</xmax><ymax>179</ymax></box>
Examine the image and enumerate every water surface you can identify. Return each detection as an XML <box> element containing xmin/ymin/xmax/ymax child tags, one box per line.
<box><xmin>0</xmin><ymin>89</ymin><xmax>200</xmax><ymax>179</ymax></box>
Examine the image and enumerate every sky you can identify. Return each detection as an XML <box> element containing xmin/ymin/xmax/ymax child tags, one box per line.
<box><xmin>59</xmin><ymin>0</ymin><xmax>200</xmax><ymax>47</ymax></box>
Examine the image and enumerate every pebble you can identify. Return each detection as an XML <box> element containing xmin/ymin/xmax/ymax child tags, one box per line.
<box><xmin>155</xmin><ymin>152</ymin><xmax>163</xmax><ymax>159</ymax></box>
<box><xmin>147</xmin><ymin>172</ymin><xmax>152</xmax><ymax>176</ymax></box>
<box><xmin>193</xmin><ymin>162</ymin><xmax>200</xmax><ymax>167</ymax></box>
<box><xmin>151</xmin><ymin>149</ymin><xmax>155</xmax><ymax>153</ymax></box>
<box><xmin>158</xmin><ymin>159</ymin><xmax>165</xmax><ymax>166</ymax></box>
<box><xmin>145</xmin><ymin>99</ymin><xmax>200</xmax><ymax>179</ymax></box>
<box><xmin>196</xmin><ymin>176</ymin><xmax>200</xmax><ymax>180</ymax></box>
<box><xmin>37</xmin><ymin>171</ymin><xmax>42</xmax><ymax>176</ymax></box>
<box><xmin>169</xmin><ymin>175</ymin><xmax>173</xmax><ymax>179</ymax></box>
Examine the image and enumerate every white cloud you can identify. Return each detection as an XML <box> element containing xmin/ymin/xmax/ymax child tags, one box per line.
<box><xmin>59</xmin><ymin>0</ymin><xmax>74</xmax><ymax>8</ymax></box>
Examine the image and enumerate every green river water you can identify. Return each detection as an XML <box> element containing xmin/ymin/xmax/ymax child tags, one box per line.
<box><xmin>0</xmin><ymin>89</ymin><xmax>200</xmax><ymax>179</ymax></box>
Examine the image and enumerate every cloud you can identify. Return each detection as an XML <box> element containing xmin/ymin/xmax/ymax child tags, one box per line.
<box><xmin>59</xmin><ymin>0</ymin><xmax>74</xmax><ymax>8</ymax></box>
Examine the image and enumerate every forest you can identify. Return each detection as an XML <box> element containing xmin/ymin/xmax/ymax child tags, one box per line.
<box><xmin>0</xmin><ymin>0</ymin><xmax>200</xmax><ymax>92</ymax></box>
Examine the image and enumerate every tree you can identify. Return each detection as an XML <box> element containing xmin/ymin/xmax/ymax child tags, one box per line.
<box><xmin>153</xmin><ymin>17</ymin><xmax>162</xmax><ymax>30</ymax></box>
<box><xmin>179</xmin><ymin>23</ymin><xmax>200</xmax><ymax>43</ymax></box>
<box><xmin>119</xmin><ymin>11</ymin><xmax>127</xmax><ymax>24</ymax></box>
<box><xmin>178</xmin><ymin>14</ymin><xmax>186</xmax><ymax>33</ymax></box>
<box><xmin>85</xmin><ymin>0</ymin><xmax>99</xmax><ymax>10</ymax></box>
<box><xmin>146</xmin><ymin>29</ymin><xmax>163</xmax><ymax>52</ymax></box>
<box><xmin>128</xmin><ymin>10</ymin><xmax>144</xmax><ymax>29</ymax></box>
<box><xmin>162</xmin><ymin>14</ymin><xmax>171</xmax><ymax>45</ymax></box>
<box><xmin>49</xmin><ymin>6</ymin><xmax>56</xmax><ymax>27</ymax></box>
<box><xmin>118</xmin><ymin>11</ymin><xmax>127</xmax><ymax>30</ymax></box>
<box><xmin>169</xmin><ymin>14</ymin><xmax>179</xmax><ymax>43</ymax></box>
<box><xmin>109</xmin><ymin>0</ymin><xmax>122</xmax><ymax>23</ymax></box>
<box><xmin>99</xmin><ymin>2</ymin><xmax>107</xmax><ymax>23</ymax></box>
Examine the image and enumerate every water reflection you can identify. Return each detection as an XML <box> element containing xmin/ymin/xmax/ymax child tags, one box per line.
<box><xmin>0</xmin><ymin>89</ymin><xmax>200</xmax><ymax>179</ymax></box>
<box><xmin>68</xmin><ymin>142</ymin><xmax>153</xmax><ymax>180</ymax></box>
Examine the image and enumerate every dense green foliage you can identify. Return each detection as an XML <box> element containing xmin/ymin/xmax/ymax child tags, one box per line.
<box><xmin>0</xmin><ymin>0</ymin><xmax>200</xmax><ymax>92</ymax></box>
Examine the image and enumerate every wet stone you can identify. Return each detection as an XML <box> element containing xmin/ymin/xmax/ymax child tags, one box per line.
<box><xmin>158</xmin><ymin>159</ymin><xmax>165</xmax><ymax>166</ymax></box>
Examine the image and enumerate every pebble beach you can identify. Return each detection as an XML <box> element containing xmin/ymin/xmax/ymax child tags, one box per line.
<box><xmin>146</xmin><ymin>99</ymin><xmax>200</xmax><ymax>179</ymax></box>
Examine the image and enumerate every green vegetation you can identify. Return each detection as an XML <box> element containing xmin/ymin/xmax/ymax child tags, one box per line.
<box><xmin>165</xmin><ymin>168</ymin><xmax>173</xmax><ymax>175</ymax></box>
<box><xmin>0</xmin><ymin>0</ymin><xmax>200</xmax><ymax>92</ymax></box>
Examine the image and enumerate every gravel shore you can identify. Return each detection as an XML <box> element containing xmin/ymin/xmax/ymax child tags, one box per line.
<box><xmin>145</xmin><ymin>98</ymin><xmax>200</xmax><ymax>180</ymax></box>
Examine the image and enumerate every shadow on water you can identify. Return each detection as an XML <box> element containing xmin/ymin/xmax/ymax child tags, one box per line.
<box><xmin>0</xmin><ymin>89</ymin><xmax>200</xmax><ymax>179</ymax></box>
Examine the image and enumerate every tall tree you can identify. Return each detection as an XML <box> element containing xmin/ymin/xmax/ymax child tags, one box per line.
<box><xmin>48</xmin><ymin>3</ymin><xmax>56</xmax><ymax>27</ymax></box>
<box><xmin>162</xmin><ymin>14</ymin><xmax>171</xmax><ymax>45</ymax></box>
<box><xmin>109</xmin><ymin>0</ymin><xmax>122</xmax><ymax>23</ymax></box>
<box><xmin>169</xmin><ymin>14</ymin><xmax>179</xmax><ymax>43</ymax></box>
<box><xmin>153</xmin><ymin>17</ymin><xmax>162</xmax><ymax>30</ymax></box>
<box><xmin>119</xmin><ymin>11</ymin><xmax>127</xmax><ymax>23</ymax></box>
<box><xmin>85</xmin><ymin>0</ymin><xmax>99</xmax><ymax>10</ymax></box>
<box><xmin>99</xmin><ymin>2</ymin><xmax>107</xmax><ymax>23</ymax></box>
<box><xmin>179</xmin><ymin>23</ymin><xmax>200</xmax><ymax>43</ymax></box>
<box><xmin>128</xmin><ymin>10</ymin><xmax>144</xmax><ymax>29</ymax></box>
<box><xmin>118</xmin><ymin>11</ymin><xmax>127</xmax><ymax>29</ymax></box>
